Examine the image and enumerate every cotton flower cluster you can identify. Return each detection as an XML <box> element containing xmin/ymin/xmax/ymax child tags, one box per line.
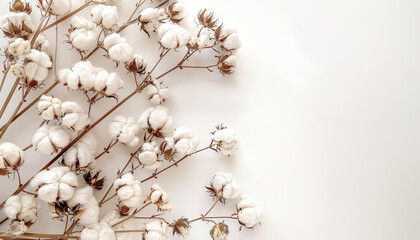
<box><xmin>158</xmin><ymin>23</ymin><xmax>191</xmax><ymax>49</ymax></box>
<box><xmin>109</xmin><ymin>116</ymin><xmax>140</xmax><ymax>147</ymax></box>
<box><xmin>67</xmin><ymin>187</ymin><xmax>100</xmax><ymax>226</ymax></box>
<box><xmin>37</xmin><ymin>95</ymin><xmax>62</xmax><ymax>121</ymax></box>
<box><xmin>0</xmin><ymin>12</ymin><xmax>35</xmax><ymax>38</ymax></box>
<box><xmin>114</xmin><ymin>173</ymin><xmax>142</xmax><ymax>208</ymax></box>
<box><xmin>138</xmin><ymin>106</ymin><xmax>174</xmax><ymax>137</ymax></box>
<box><xmin>145</xmin><ymin>183</ymin><xmax>173</xmax><ymax>212</ymax></box>
<box><xmin>42</xmin><ymin>0</ymin><xmax>72</xmax><ymax>16</ymax></box>
<box><xmin>167</xmin><ymin>2</ymin><xmax>187</xmax><ymax>23</ymax></box>
<box><xmin>91</xmin><ymin>5</ymin><xmax>119</xmax><ymax>29</ymax></box>
<box><xmin>0</xmin><ymin>142</ymin><xmax>24</xmax><ymax>175</ymax></box>
<box><xmin>210</xmin><ymin>172</ymin><xmax>241</xmax><ymax>200</ymax></box>
<box><xmin>61</xmin><ymin>101</ymin><xmax>90</xmax><ymax>131</ymax></box>
<box><xmin>30</xmin><ymin>166</ymin><xmax>78</xmax><ymax>202</ymax></box>
<box><xmin>4</xmin><ymin>195</ymin><xmax>39</xmax><ymax>235</ymax></box>
<box><xmin>103</xmin><ymin>33</ymin><xmax>133</xmax><ymax>62</ymax></box>
<box><xmin>138</xmin><ymin>8</ymin><xmax>166</xmax><ymax>33</ymax></box>
<box><xmin>70</xmin><ymin>16</ymin><xmax>97</xmax><ymax>51</ymax></box>
<box><xmin>137</xmin><ymin>141</ymin><xmax>161</xmax><ymax>169</ymax></box>
<box><xmin>59</xmin><ymin>61</ymin><xmax>123</xmax><ymax>96</ymax></box>
<box><xmin>145</xmin><ymin>80</ymin><xmax>169</xmax><ymax>105</ymax></box>
<box><xmin>143</xmin><ymin>220</ymin><xmax>170</xmax><ymax>240</ymax></box>
<box><xmin>32</xmin><ymin>124</ymin><xmax>71</xmax><ymax>155</ymax></box>
<box><xmin>213</xmin><ymin>127</ymin><xmax>239</xmax><ymax>156</ymax></box>
<box><xmin>24</xmin><ymin>49</ymin><xmax>52</xmax><ymax>86</ymax></box>
<box><xmin>236</xmin><ymin>194</ymin><xmax>264</xmax><ymax>228</ymax></box>
<box><xmin>7</xmin><ymin>38</ymin><xmax>30</xmax><ymax>56</ymax></box>
<box><xmin>63</xmin><ymin>133</ymin><xmax>97</xmax><ymax>172</ymax></box>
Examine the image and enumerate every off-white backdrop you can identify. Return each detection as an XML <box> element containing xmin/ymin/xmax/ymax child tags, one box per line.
<box><xmin>1</xmin><ymin>0</ymin><xmax>420</xmax><ymax>239</ymax></box>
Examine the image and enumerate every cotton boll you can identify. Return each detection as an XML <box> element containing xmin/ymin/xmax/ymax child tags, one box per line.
<box><xmin>143</xmin><ymin>220</ymin><xmax>169</xmax><ymax>240</ymax></box>
<box><xmin>146</xmin><ymin>184</ymin><xmax>173</xmax><ymax>212</ymax></box>
<box><xmin>8</xmin><ymin>38</ymin><xmax>30</xmax><ymax>56</ymax></box>
<box><xmin>0</xmin><ymin>12</ymin><xmax>35</xmax><ymax>37</ymax></box>
<box><xmin>10</xmin><ymin>64</ymin><xmax>24</xmax><ymax>77</ymax></box>
<box><xmin>30</xmin><ymin>166</ymin><xmax>78</xmax><ymax>202</ymax></box>
<box><xmin>137</xmin><ymin>142</ymin><xmax>161</xmax><ymax>170</ymax></box>
<box><xmin>32</xmin><ymin>124</ymin><xmax>71</xmax><ymax>155</ymax></box>
<box><xmin>210</xmin><ymin>172</ymin><xmax>241</xmax><ymax>200</ymax></box>
<box><xmin>24</xmin><ymin>50</ymin><xmax>52</xmax><ymax>85</ymax></box>
<box><xmin>217</xmin><ymin>55</ymin><xmax>238</xmax><ymax>75</ymax></box>
<box><xmin>158</xmin><ymin>23</ymin><xmax>191</xmax><ymax>49</ymax></box>
<box><xmin>236</xmin><ymin>194</ymin><xmax>264</xmax><ymax>228</ymax></box>
<box><xmin>216</xmin><ymin>27</ymin><xmax>241</xmax><ymax>51</ymax></box>
<box><xmin>102</xmin><ymin>210</ymin><xmax>135</xmax><ymax>240</ymax></box>
<box><xmin>138</xmin><ymin>106</ymin><xmax>174</xmax><ymax>137</ymax></box>
<box><xmin>167</xmin><ymin>2</ymin><xmax>188</xmax><ymax>23</ymax></box>
<box><xmin>4</xmin><ymin>196</ymin><xmax>21</xmax><ymax>220</ymax></box>
<box><xmin>43</xmin><ymin>0</ymin><xmax>72</xmax><ymax>16</ymax></box>
<box><xmin>9</xmin><ymin>220</ymin><xmax>29</xmax><ymax>235</ymax></box>
<box><xmin>197</xmin><ymin>8</ymin><xmax>219</xmax><ymax>29</ymax></box>
<box><xmin>71</xmin><ymin>16</ymin><xmax>95</xmax><ymax>30</ymax></box>
<box><xmin>103</xmin><ymin>33</ymin><xmax>125</xmax><ymax>50</ymax></box>
<box><xmin>212</xmin><ymin>127</ymin><xmax>239</xmax><ymax>156</ymax></box>
<box><xmin>172</xmin><ymin>127</ymin><xmax>199</xmax><ymax>156</ymax></box>
<box><xmin>33</xmin><ymin>35</ymin><xmax>50</xmax><ymax>52</ymax></box>
<box><xmin>210</xmin><ymin>222</ymin><xmax>229</xmax><ymax>240</ymax></box>
<box><xmin>145</xmin><ymin>80</ymin><xmax>169</xmax><ymax>105</ymax></box>
<box><xmin>67</xmin><ymin>187</ymin><xmax>100</xmax><ymax>226</ymax></box>
<box><xmin>71</xmin><ymin>28</ymin><xmax>97</xmax><ymax>51</ymax></box>
<box><xmin>93</xmin><ymin>70</ymin><xmax>123</xmax><ymax>96</ymax></box>
<box><xmin>4</xmin><ymin>195</ymin><xmax>39</xmax><ymax>226</ymax></box>
<box><xmin>113</xmin><ymin>173</ymin><xmax>142</xmax><ymax>208</ymax></box>
<box><xmin>37</xmin><ymin>95</ymin><xmax>62</xmax><ymax>121</ymax></box>
<box><xmin>139</xmin><ymin>8</ymin><xmax>166</xmax><ymax>33</ymax></box>
<box><xmin>81</xmin><ymin>221</ymin><xmax>116</xmax><ymax>240</ymax></box>
<box><xmin>108</xmin><ymin>43</ymin><xmax>133</xmax><ymax>62</ymax></box>
<box><xmin>109</xmin><ymin>116</ymin><xmax>140</xmax><ymax>147</ymax></box>
<box><xmin>0</xmin><ymin>142</ymin><xmax>24</xmax><ymax>175</ymax></box>
<box><xmin>125</xmin><ymin>54</ymin><xmax>147</xmax><ymax>75</ymax></box>
<box><xmin>65</xmin><ymin>60</ymin><xmax>96</xmax><ymax>91</ymax></box>
<box><xmin>63</xmin><ymin>142</ymin><xmax>95</xmax><ymax>171</ymax></box>
<box><xmin>91</xmin><ymin>5</ymin><xmax>119</xmax><ymax>29</ymax></box>
<box><xmin>61</xmin><ymin>101</ymin><xmax>90</xmax><ymax>131</ymax></box>
<box><xmin>188</xmin><ymin>33</ymin><xmax>210</xmax><ymax>50</ymax></box>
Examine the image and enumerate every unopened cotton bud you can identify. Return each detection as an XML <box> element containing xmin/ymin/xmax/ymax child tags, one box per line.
<box><xmin>143</xmin><ymin>220</ymin><xmax>169</xmax><ymax>240</ymax></box>
<box><xmin>0</xmin><ymin>142</ymin><xmax>24</xmax><ymax>175</ymax></box>
<box><xmin>32</xmin><ymin>124</ymin><xmax>71</xmax><ymax>155</ymax></box>
<box><xmin>210</xmin><ymin>222</ymin><xmax>229</xmax><ymax>240</ymax></box>
<box><xmin>43</xmin><ymin>0</ymin><xmax>72</xmax><ymax>16</ymax></box>
<box><xmin>37</xmin><ymin>95</ymin><xmax>62</xmax><ymax>121</ymax></box>
<box><xmin>30</xmin><ymin>166</ymin><xmax>78</xmax><ymax>202</ymax></box>
<box><xmin>145</xmin><ymin>80</ymin><xmax>169</xmax><ymax>105</ymax></box>
<box><xmin>213</xmin><ymin>127</ymin><xmax>239</xmax><ymax>156</ymax></box>
<box><xmin>158</xmin><ymin>23</ymin><xmax>191</xmax><ymax>49</ymax></box>
<box><xmin>61</xmin><ymin>101</ymin><xmax>90</xmax><ymax>131</ymax></box>
<box><xmin>138</xmin><ymin>8</ymin><xmax>166</xmax><ymax>33</ymax></box>
<box><xmin>236</xmin><ymin>194</ymin><xmax>264</xmax><ymax>228</ymax></box>
<box><xmin>24</xmin><ymin>49</ymin><xmax>52</xmax><ymax>86</ymax></box>
<box><xmin>138</xmin><ymin>106</ymin><xmax>174</xmax><ymax>137</ymax></box>
<box><xmin>167</xmin><ymin>2</ymin><xmax>187</xmax><ymax>23</ymax></box>
<box><xmin>210</xmin><ymin>172</ymin><xmax>241</xmax><ymax>200</ymax></box>
<box><xmin>217</xmin><ymin>55</ymin><xmax>237</xmax><ymax>75</ymax></box>
<box><xmin>8</xmin><ymin>38</ymin><xmax>30</xmax><ymax>56</ymax></box>
<box><xmin>91</xmin><ymin>5</ymin><xmax>119</xmax><ymax>29</ymax></box>
<box><xmin>113</xmin><ymin>173</ymin><xmax>142</xmax><ymax>208</ymax></box>
<box><xmin>109</xmin><ymin>116</ymin><xmax>140</xmax><ymax>147</ymax></box>
<box><xmin>0</xmin><ymin>12</ymin><xmax>35</xmax><ymax>38</ymax></box>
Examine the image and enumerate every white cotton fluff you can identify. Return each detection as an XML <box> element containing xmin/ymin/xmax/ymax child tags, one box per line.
<box><xmin>9</xmin><ymin>220</ymin><xmax>29</xmax><ymax>235</ymax></box>
<box><xmin>109</xmin><ymin>116</ymin><xmax>140</xmax><ymax>147</ymax></box>
<box><xmin>8</xmin><ymin>38</ymin><xmax>30</xmax><ymax>56</ymax></box>
<box><xmin>102</xmin><ymin>210</ymin><xmax>135</xmax><ymax>240</ymax></box>
<box><xmin>158</xmin><ymin>23</ymin><xmax>191</xmax><ymax>49</ymax></box>
<box><xmin>32</xmin><ymin>124</ymin><xmax>71</xmax><ymax>155</ymax></box>
<box><xmin>30</xmin><ymin>166</ymin><xmax>78</xmax><ymax>202</ymax></box>
<box><xmin>218</xmin><ymin>27</ymin><xmax>241</xmax><ymax>51</ymax></box>
<box><xmin>188</xmin><ymin>33</ymin><xmax>209</xmax><ymax>50</ymax></box>
<box><xmin>0</xmin><ymin>142</ymin><xmax>24</xmax><ymax>173</ymax></box>
<box><xmin>168</xmin><ymin>2</ymin><xmax>188</xmax><ymax>22</ymax></box>
<box><xmin>236</xmin><ymin>194</ymin><xmax>264</xmax><ymax>228</ymax></box>
<box><xmin>91</xmin><ymin>5</ymin><xmax>119</xmax><ymax>29</ymax></box>
<box><xmin>137</xmin><ymin>142</ymin><xmax>160</xmax><ymax>170</ymax></box>
<box><xmin>211</xmin><ymin>172</ymin><xmax>241</xmax><ymax>200</ymax></box>
<box><xmin>67</xmin><ymin>187</ymin><xmax>100</xmax><ymax>226</ymax></box>
<box><xmin>148</xmin><ymin>184</ymin><xmax>172</xmax><ymax>211</ymax></box>
<box><xmin>10</xmin><ymin>64</ymin><xmax>24</xmax><ymax>77</ymax></box>
<box><xmin>113</xmin><ymin>173</ymin><xmax>142</xmax><ymax>208</ymax></box>
<box><xmin>37</xmin><ymin>95</ymin><xmax>62</xmax><ymax>121</ymax></box>
<box><xmin>0</xmin><ymin>12</ymin><xmax>35</xmax><ymax>37</ymax></box>
<box><xmin>81</xmin><ymin>221</ymin><xmax>116</xmax><ymax>240</ymax></box>
<box><xmin>70</xmin><ymin>16</ymin><xmax>96</xmax><ymax>51</ymax></box>
<box><xmin>94</xmin><ymin>71</ymin><xmax>123</xmax><ymax>96</ymax></box>
<box><xmin>213</xmin><ymin>127</ymin><xmax>239</xmax><ymax>156</ymax></box>
<box><xmin>33</xmin><ymin>35</ymin><xmax>50</xmax><ymax>52</ymax></box>
<box><xmin>138</xmin><ymin>106</ymin><xmax>174</xmax><ymax>136</ymax></box>
<box><xmin>171</xmin><ymin>127</ymin><xmax>199</xmax><ymax>156</ymax></box>
<box><xmin>4</xmin><ymin>195</ymin><xmax>39</xmax><ymax>223</ymax></box>
<box><xmin>103</xmin><ymin>33</ymin><xmax>133</xmax><ymax>62</ymax></box>
<box><xmin>61</xmin><ymin>101</ymin><xmax>90</xmax><ymax>131</ymax></box>
<box><xmin>145</xmin><ymin>80</ymin><xmax>169</xmax><ymax>105</ymax></box>
<box><xmin>44</xmin><ymin>0</ymin><xmax>72</xmax><ymax>16</ymax></box>
<box><xmin>59</xmin><ymin>61</ymin><xmax>95</xmax><ymax>91</ymax></box>
<box><xmin>24</xmin><ymin>49</ymin><xmax>52</xmax><ymax>83</ymax></box>
<box><xmin>63</xmin><ymin>133</ymin><xmax>97</xmax><ymax>171</ymax></box>
<box><xmin>143</xmin><ymin>220</ymin><xmax>169</xmax><ymax>240</ymax></box>
<box><xmin>139</xmin><ymin>8</ymin><xmax>166</xmax><ymax>33</ymax></box>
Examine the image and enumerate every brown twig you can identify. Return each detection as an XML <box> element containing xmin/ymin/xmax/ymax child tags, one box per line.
<box><xmin>0</xmin><ymin>87</ymin><xmax>31</xmax><ymax>138</ymax></box>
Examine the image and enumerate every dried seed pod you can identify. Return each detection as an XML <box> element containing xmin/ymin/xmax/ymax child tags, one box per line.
<box><xmin>167</xmin><ymin>2</ymin><xmax>187</xmax><ymax>23</ymax></box>
<box><xmin>210</xmin><ymin>222</ymin><xmax>229</xmax><ymax>240</ymax></box>
<box><xmin>198</xmin><ymin>8</ymin><xmax>218</xmax><ymax>29</ymax></box>
<box><xmin>217</xmin><ymin>55</ymin><xmax>237</xmax><ymax>75</ymax></box>
<box><xmin>173</xmin><ymin>218</ymin><xmax>190</xmax><ymax>237</ymax></box>
<box><xmin>9</xmin><ymin>0</ymin><xmax>31</xmax><ymax>14</ymax></box>
<box><xmin>84</xmin><ymin>170</ymin><xmax>105</xmax><ymax>190</ymax></box>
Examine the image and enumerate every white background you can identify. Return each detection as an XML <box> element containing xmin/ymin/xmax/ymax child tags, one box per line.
<box><xmin>1</xmin><ymin>0</ymin><xmax>420</xmax><ymax>239</ymax></box>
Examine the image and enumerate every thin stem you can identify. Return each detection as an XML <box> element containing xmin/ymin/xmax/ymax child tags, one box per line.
<box><xmin>95</xmin><ymin>139</ymin><xmax>119</xmax><ymax>159</ymax></box>
<box><xmin>111</xmin><ymin>202</ymin><xmax>152</xmax><ymax>228</ymax></box>
<box><xmin>156</xmin><ymin>50</ymin><xmax>197</xmax><ymax>80</ymax></box>
<box><xmin>23</xmin><ymin>144</ymin><xmax>32</xmax><ymax>151</ymax></box>
<box><xmin>141</xmin><ymin>144</ymin><xmax>214</xmax><ymax>183</ymax></box>
<box><xmin>0</xmin><ymin>88</ymin><xmax>31</xmax><ymax>138</ymax></box>
<box><xmin>0</xmin><ymin>64</ymin><xmax>11</xmax><ymax>92</ymax></box>
<box><xmin>30</xmin><ymin>0</ymin><xmax>53</xmax><ymax>47</ymax></box>
<box><xmin>0</xmin><ymin>77</ymin><xmax>20</xmax><ymax>121</ymax></box>
<box><xmin>0</xmin><ymin>232</ymin><xmax>79</xmax><ymax>239</ymax></box>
